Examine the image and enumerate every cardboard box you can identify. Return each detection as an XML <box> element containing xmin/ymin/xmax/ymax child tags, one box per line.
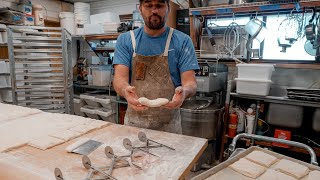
<box><xmin>18</xmin><ymin>4</ymin><xmax>32</xmax><ymax>15</ymax></box>
<box><xmin>24</xmin><ymin>15</ymin><xmax>34</xmax><ymax>26</ymax></box>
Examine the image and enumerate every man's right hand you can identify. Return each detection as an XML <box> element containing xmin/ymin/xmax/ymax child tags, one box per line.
<box><xmin>123</xmin><ymin>86</ymin><xmax>148</xmax><ymax>111</ymax></box>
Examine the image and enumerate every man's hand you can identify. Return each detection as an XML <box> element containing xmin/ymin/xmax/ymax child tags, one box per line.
<box><xmin>123</xmin><ymin>86</ymin><xmax>148</xmax><ymax>111</ymax></box>
<box><xmin>163</xmin><ymin>86</ymin><xmax>186</xmax><ymax>109</ymax></box>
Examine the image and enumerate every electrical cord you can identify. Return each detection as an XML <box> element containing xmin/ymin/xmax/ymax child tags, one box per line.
<box><xmin>293</xmin><ymin>135</ymin><xmax>320</xmax><ymax>147</ymax></box>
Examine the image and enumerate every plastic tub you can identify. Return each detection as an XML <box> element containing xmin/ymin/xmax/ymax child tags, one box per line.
<box><xmin>80</xmin><ymin>105</ymin><xmax>101</xmax><ymax>120</ymax></box>
<box><xmin>312</xmin><ymin>108</ymin><xmax>320</xmax><ymax>132</ymax></box>
<box><xmin>96</xmin><ymin>108</ymin><xmax>115</xmax><ymax>123</ymax></box>
<box><xmin>74</xmin><ymin>98</ymin><xmax>86</xmax><ymax>117</ymax></box>
<box><xmin>59</xmin><ymin>12</ymin><xmax>75</xmax><ymax>35</ymax></box>
<box><xmin>80</xmin><ymin>93</ymin><xmax>101</xmax><ymax>107</ymax></box>
<box><xmin>94</xmin><ymin>95</ymin><xmax>111</xmax><ymax>108</ymax></box>
<box><xmin>235</xmin><ymin>78</ymin><xmax>272</xmax><ymax>96</ymax></box>
<box><xmin>92</xmin><ymin>65</ymin><xmax>113</xmax><ymax>86</ymax></box>
<box><xmin>266</xmin><ymin>103</ymin><xmax>303</xmax><ymax>128</ymax></box>
<box><xmin>237</xmin><ymin>64</ymin><xmax>274</xmax><ymax>80</ymax></box>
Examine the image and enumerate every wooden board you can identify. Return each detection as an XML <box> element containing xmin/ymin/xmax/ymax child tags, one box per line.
<box><xmin>192</xmin><ymin>146</ymin><xmax>320</xmax><ymax>180</ymax></box>
<box><xmin>1</xmin><ymin>123</ymin><xmax>207</xmax><ymax>180</ymax></box>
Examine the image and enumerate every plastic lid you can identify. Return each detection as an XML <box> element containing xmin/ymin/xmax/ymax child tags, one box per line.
<box><xmin>95</xmin><ymin>95</ymin><xmax>111</xmax><ymax>104</ymax></box>
<box><xmin>80</xmin><ymin>94</ymin><xmax>95</xmax><ymax>100</ymax></box>
<box><xmin>236</xmin><ymin>63</ymin><xmax>275</xmax><ymax>68</ymax></box>
<box><xmin>235</xmin><ymin>78</ymin><xmax>272</xmax><ymax>83</ymax></box>
<box><xmin>96</xmin><ymin>108</ymin><xmax>113</xmax><ymax>117</ymax></box>
<box><xmin>80</xmin><ymin>105</ymin><xmax>97</xmax><ymax>114</ymax></box>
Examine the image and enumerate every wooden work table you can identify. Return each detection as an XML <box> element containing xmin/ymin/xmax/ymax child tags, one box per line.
<box><xmin>0</xmin><ymin>108</ymin><xmax>207</xmax><ymax>180</ymax></box>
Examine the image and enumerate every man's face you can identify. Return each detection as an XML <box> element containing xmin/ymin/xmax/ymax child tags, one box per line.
<box><xmin>140</xmin><ymin>0</ymin><xmax>169</xmax><ymax>30</ymax></box>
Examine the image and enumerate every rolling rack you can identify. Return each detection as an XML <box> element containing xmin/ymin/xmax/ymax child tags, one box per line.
<box><xmin>7</xmin><ymin>26</ymin><xmax>73</xmax><ymax>113</ymax></box>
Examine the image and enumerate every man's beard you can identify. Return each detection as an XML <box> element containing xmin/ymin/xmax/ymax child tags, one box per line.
<box><xmin>144</xmin><ymin>14</ymin><xmax>166</xmax><ymax>30</ymax></box>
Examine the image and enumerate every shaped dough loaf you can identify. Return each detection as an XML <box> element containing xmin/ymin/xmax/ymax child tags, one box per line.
<box><xmin>274</xmin><ymin>159</ymin><xmax>309</xmax><ymax>179</ymax></box>
<box><xmin>245</xmin><ymin>150</ymin><xmax>278</xmax><ymax>167</ymax></box>
<box><xmin>259</xmin><ymin>169</ymin><xmax>297</xmax><ymax>180</ymax></box>
<box><xmin>307</xmin><ymin>170</ymin><xmax>320</xmax><ymax>180</ymax></box>
<box><xmin>229</xmin><ymin>158</ymin><xmax>266</xmax><ymax>178</ymax></box>
<box><xmin>138</xmin><ymin>97</ymin><xmax>169</xmax><ymax>107</ymax></box>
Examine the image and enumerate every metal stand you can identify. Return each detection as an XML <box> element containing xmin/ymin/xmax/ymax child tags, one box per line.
<box><xmin>7</xmin><ymin>26</ymin><xmax>73</xmax><ymax>113</ymax></box>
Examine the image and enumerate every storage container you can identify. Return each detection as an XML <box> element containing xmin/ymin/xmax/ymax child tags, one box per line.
<box><xmin>180</xmin><ymin>100</ymin><xmax>224</xmax><ymax>140</ymax></box>
<box><xmin>266</xmin><ymin>103</ymin><xmax>303</xmax><ymax>128</ymax></box>
<box><xmin>96</xmin><ymin>108</ymin><xmax>115</xmax><ymax>123</ymax></box>
<box><xmin>237</xmin><ymin>64</ymin><xmax>274</xmax><ymax>80</ymax></box>
<box><xmin>80</xmin><ymin>93</ymin><xmax>101</xmax><ymax>107</ymax></box>
<box><xmin>59</xmin><ymin>12</ymin><xmax>75</xmax><ymax>35</ymax></box>
<box><xmin>33</xmin><ymin>5</ymin><xmax>44</xmax><ymax>26</ymax></box>
<box><xmin>312</xmin><ymin>108</ymin><xmax>320</xmax><ymax>132</ymax></box>
<box><xmin>80</xmin><ymin>105</ymin><xmax>100</xmax><ymax>120</ymax></box>
<box><xmin>235</xmin><ymin>78</ymin><xmax>272</xmax><ymax>96</ymax></box>
<box><xmin>90</xmin><ymin>12</ymin><xmax>120</xmax><ymax>25</ymax></box>
<box><xmin>73</xmin><ymin>98</ymin><xmax>86</xmax><ymax>117</ymax></box>
<box><xmin>92</xmin><ymin>65</ymin><xmax>113</xmax><ymax>86</ymax></box>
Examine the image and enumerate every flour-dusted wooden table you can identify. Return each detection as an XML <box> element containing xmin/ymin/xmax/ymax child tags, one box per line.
<box><xmin>0</xmin><ymin>104</ymin><xmax>207</xmax><ymax>180</ymax></box>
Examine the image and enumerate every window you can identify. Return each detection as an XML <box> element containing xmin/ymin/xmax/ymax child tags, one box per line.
<box><xmin>206</xmin><ymin>13</ymin><xmax>315</xmax><ymax>61</ymax></box>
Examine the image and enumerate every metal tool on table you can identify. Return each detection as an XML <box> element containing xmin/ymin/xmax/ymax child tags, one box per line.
<box><xmin>82</xmin><ymin>155</ymin><xmax>118</xmax><ymax>180</ymax></box>
<box><xmin>123</xmin><ymin>138</ymin><xmax>159</xmax><ymax>157</ymax></box>
<box><xmin>105</xmin><ymin>146</ymin><xmax>142</xmax><ymax>169</ymax></box>
<box><xmin>66</xmin><ymin>138</ymin><xmax>103</xmax><ymax>155</ymax></box>
<box><xmin>137</xmin><ymin>132</ymin><xmax>175</xmax><ymax>151</ymax></box>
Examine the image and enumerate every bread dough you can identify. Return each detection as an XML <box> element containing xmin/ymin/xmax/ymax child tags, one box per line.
<box><xmin>28</xmin><ymin>135</ymin><xmax>65</xmax><ymax>150</ymax></box>
<box><xmin>49</xmin><ymin>130</ymin><xmax>82</xmax><ymax>141</ymax></box>
<box><xmin>138</xmin><ymin>97</ymin><xmax>169</xmax><ymax>107</ymax></box>
<box><xmin>307</xmin><ymin>170</ymin><xmax>320</xmax><ymax>180</ymax></box>
<box><xmin>274</xmin><ymin>159</ymin><xmax>309</xmax><ymax>179</ymax></box>
<box><xmin>69</xmin><ymin>124</ymin><xmax>96</xmax><ymax>134</ymax></box>
<box><xmin>87</xmin><ymin>120</ymin><xmax>110</xmax><ymax>129</ymax></box>
<box><xmin>229</xmin><ymin>158</ymin><xmax>266</xmax><ymax>178</ymax></box>
<box><xmin>0</xmin><ymin>103</ymin><xmax>42</xmax><ymax>122</ymax></box>
<box><xmin>258</xmin><ymin>169</ymin><xmax>296</xmax><ymax>180</ymax></box>
<box><xmin>245</xmin><ymin>150</ymin><xmax>278</xmax><ymax>167</ymax></box>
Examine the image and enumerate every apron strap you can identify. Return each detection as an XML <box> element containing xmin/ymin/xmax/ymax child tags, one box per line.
<box><xmin>163</xmin><ymin>28</ymin><xmax>174</xmax><ymax>57</ymax></box>
<box><xmin>130</xmin><ymin>30</ymin><xmax>136</xmax><ymax>57</ymax></box>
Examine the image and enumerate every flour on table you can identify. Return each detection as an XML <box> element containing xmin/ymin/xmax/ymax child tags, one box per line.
<box><xmin>49</xmin><ymin>130</ymin><xmax>82</xmax><ymax>141</ymax></box>
<box><xmin>28</xmin><ymin>135</ymin><xmax>65</xmax><ymax>150</ymax></box>
<box><xmin>274</xmin><ymin>159</ymin><xmax>309</xmax><ymax>179</ymax></box>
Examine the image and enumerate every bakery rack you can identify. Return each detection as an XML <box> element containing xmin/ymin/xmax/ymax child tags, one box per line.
<box><xmin>7</xmin><ymin>26</ymin><xmax>73</xmax><ymax>113</ymax></box>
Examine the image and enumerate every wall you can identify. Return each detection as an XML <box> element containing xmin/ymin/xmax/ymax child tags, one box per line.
<box><xmin>90</xmin><ymin>0</ymin><xmax>139</xmax><ymax>15</ymax></box>
<box><xmin>0</xmin><ymin>0</ymin><xmax>73</xmax><ymax>21</ymax></box>
<box><xmin>90</xmin><ymin>0</ymin><xmax>179</xmax><ymax>28</ymax></box>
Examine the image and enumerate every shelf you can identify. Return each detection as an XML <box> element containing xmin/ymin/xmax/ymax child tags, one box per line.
<box><xmin>73</xmin><ymin>33</ymin><xmax>121</xmax><ymax>41</ymax></box>
<box><xmin>230</xmin><ymin>92</ymin><xmax>320</xmax><ymax>108</ymax></box>
<box><xmin>0</xmin><ymin>73</ymin><xmax>10</xmax><ymax>76</ymax></box>
<box><xmin>73</xmin><ymin>83</ymin><xmax>114</xmax><ymax>91</ymax></box>
<box><xmin>189</xmin><ymin>0</ymin><xmax>320</xmax><ymax>16</ymax></box>
<box><xmin>0</xmin><ymin>87</ymin><xmax>11</xmax><ymax>90</ymax></box>
<box><xmin>0</xmin><ymin>59</ymin><xmax>9</xmax><ymax>62</ymax></box>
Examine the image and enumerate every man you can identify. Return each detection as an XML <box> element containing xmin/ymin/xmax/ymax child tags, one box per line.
<box><xmin>113</xmin><ymin>0</ymin><xmax>199</xmax><ymax>134</ymax></box>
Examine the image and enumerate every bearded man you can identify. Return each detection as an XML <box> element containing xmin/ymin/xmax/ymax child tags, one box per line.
<box><xmin>113</xmin><ymin>0</ymin><xmax>199</xmax><ymax>134</ymax></box>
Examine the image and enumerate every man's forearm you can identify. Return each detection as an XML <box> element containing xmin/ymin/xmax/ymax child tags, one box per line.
<box><xmin>113</xmin><ymin>76</ymin><xmax>130</xmax><ymax>97</ymax></box>
<box><xmin>182</xmin><ymin>83</ymin><xmax>197</xmax><ymax>99</ymax></box>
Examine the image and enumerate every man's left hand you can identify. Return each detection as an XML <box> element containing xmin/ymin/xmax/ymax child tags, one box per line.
<box><xmin>163</xmin><ymin>86</ymin><xmax>185</xmax><ymax>109</ymax></box>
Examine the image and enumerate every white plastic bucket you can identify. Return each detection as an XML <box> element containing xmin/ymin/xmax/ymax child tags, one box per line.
<box><xmin>33</xmin><ymin>5</ymin><xmax>44</xmax><ymax>26</ymax></box>
<box><xmin>74</xmin><ymin>2</ymin><xmax>90</xmax><ymax>35</ymax></box>
<box><xmin>59</xmin><ymin>12</ymin><xmax>75</xmax><ymax>35</ymax></box>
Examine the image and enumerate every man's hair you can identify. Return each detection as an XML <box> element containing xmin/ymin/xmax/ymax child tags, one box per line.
<box><xmin>139</xmin><ymin>0</ymin><xmax>170</xmax><ymax>4</ymax></box>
